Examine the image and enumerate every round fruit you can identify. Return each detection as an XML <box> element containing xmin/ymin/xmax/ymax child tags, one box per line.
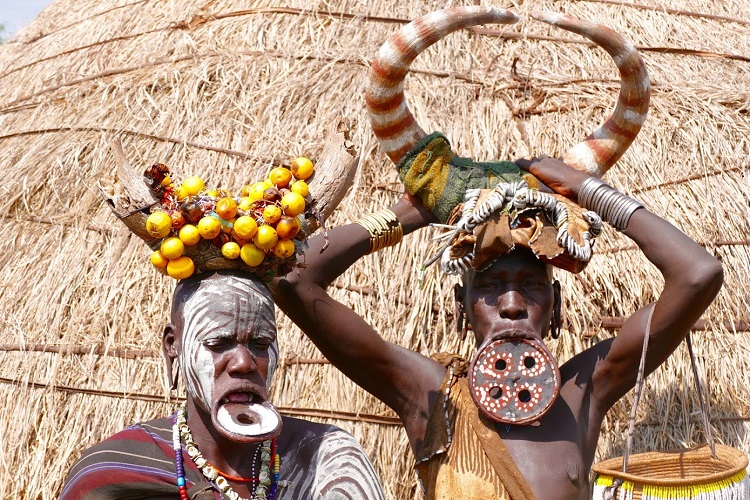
<box><xmin>275</xmin><ymin>216</ymin><xmax>300</xmax><ymax>239</ymax></box>
<box><xmin>253</xmin><ymin>225</ymin><xmax>278</xmax><ymax>251</ymax></box>
<box><xmin>167</xmin><ymin>256</ymin><xmax>195</xmax><ymax>279</ymax></box>
<box><xmin>269</xmin><ymin>167</ymin><xmax>293</xmax><ymax>189</ymax></box>
<box><xmin>281</xmin><ymin>192</ymin><xmax>306</xmax><ymax>217</ymax></box>
<box><xmin>263</xmin><ymin>187</ymin><xmax>281</xmax><ymax>202</ymax></box>
<box><xmin>240</xmin><ymin>243</ymin><xmax>265</xmax><ymax>267</ymax></box>
<box><xmin>220</xmin><ymin>218</ymin><xmax>235</xmax><ymax>234</ymax></box>
<box><xmin>146</xmin><ymin>211</ymin><xmax>172</xmax><ymax>238</ymax></box>
<box><xmin>178</xmin><ymin>224</ymin><xmax>201</xmax><ymax>246</ymax></box>
<box><xmin>175</xmin><ymin>185</ymin><xmax>189</xmax><ymax>201</ymax></box>
<box><xmin>150</xmin><ymin>250</ymin><xmax>169</xmax><ymax>269</ymax></box>
<box><xmin>290</xmin><ymin>157</ymin><xmax>314</xmax><ymax>180</ymax></box>
<box><xmin>290</xmin><ymin>180</ymin><xmax>309</xmax><ymax>198</ymax></box>
<box><xmin>272</xmin><ymin>239</ymin><xmax>296</xmax><ymax>259</ymax></box>
<box><xmin>216</xmin><ymin>197</ymin><xmax>238</xmax><ymax>220</ymax></box>
<box><xmin>170</xmin><ymin>211</ymin><xmax>186</xmax><ymax>230</ymax></box>
<box><xmin>182</xmin><ymin>176</ymin><xmax>205</xmax><ymax>196</ymax></box>
<box><xmin>233</xmin><ymin>216</ymin><xmax>258</xmax><ymax>240</ymax></box>
<box><xmin>197</xmin><ymin>216</ymin><xmax>222</xmax><ymax>239</ymax></box>
<box><xmin>238</xmin><ymin>196</ymin><xmax>253</xmax><ymax>211</ymax></box>
<box><xmin>262</xmin><ymin>205</ymin><xmax>282</xmax><ymax>225</ymax></box>
<box><xmin>222</xmin><ymin>241</ymin><xmax>241</xmax><ymax>260</ymax></box>
<box><xmin>161</xmin><ymin>175</ymin><xmax>172</xmax><ymax>187</ymax></box>
<box><xmin>160</xmin><ymin>237</ymin><xmax>185</xmax><ymax>260</ymax></box>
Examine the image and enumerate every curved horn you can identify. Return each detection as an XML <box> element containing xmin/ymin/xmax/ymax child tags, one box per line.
<box><xmin>367</xmin><ymin>7</ymin><xmax>519</xmax><ymax>164</ymax></box>
<box><xmin>531</xmin><ymin>11</ymin><xmax>650</xmax><ymax>178</ymax></box>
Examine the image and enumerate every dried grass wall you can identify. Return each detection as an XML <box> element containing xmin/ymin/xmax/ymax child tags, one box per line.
<box><xmin>0</xmin><ymin>0</ymin><xmax>748</xmax><ymax>498</ymax></box>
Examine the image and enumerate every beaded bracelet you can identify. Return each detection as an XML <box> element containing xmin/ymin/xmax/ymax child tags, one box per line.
<box><xmin>578</xmin><ymin>177</ymin><xmax>644</xmax><ymax>231</ymax></box>
<box><xmin>355</xmin><ymin>209</ymin><xmax>404</xmax><ymax>254</ymax></box>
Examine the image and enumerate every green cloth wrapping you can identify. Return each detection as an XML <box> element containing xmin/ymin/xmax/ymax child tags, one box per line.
<box><xmin>396</xmin><ymin>132</ymin><xmax>534</xmax><ymax>223</ymax></box>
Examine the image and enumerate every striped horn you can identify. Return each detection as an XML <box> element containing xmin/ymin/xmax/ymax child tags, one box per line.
<box><xmin>531</xmin><ymin>11</ymin><xmax>650</xmax><ymax>178</ymax></box>
<box><xmin>366</xmin><ymin>6</ymin><xmax>519</xmax><ymax>164</ymax></box>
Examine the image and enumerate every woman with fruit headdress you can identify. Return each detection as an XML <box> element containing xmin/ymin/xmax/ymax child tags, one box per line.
<box><xmin>274</xmin><ymin>7</ymin><xmax>726</xmax><ymax>499</ymax></box>
<box><xmin>62</xmin><ymin>128</ymin><xmax>386</xmax><ymax>500</ymax></box>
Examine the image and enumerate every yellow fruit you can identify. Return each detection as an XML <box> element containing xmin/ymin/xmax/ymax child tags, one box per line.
<box><xmin>262</xmin><ymin>205</ymin><xmax>282</xmax><ymax>225</ymax></box>
<box><xmin>248</xmin><ymin>181</ymin><xmax>271</xmax><ymax>202</ymax></box>
<box><xmin>253</xmin><ymin>225</ymin><xmax>278</xmax><ymax>251</ymax></box>
<box><xmin>290</xmin><ymin>157</ymin><xmax>314</xmax><ymax>180</ymax></box>
<box><xmin>240</xmin><ymin>243</ymin><xmax>265</xmax><ymax>267</ymax></box>
<box><xmin>281</xmin><ymin>192</ymin><xmax>306</xmax><ymax>217</ymax></box>
<box><xmin>272</xmin><ymin>239</ymin><xmax>296</xmax><ymax>259</ymax></box>
<box><xmin>182</xmin><ymin>176</ymin><xmax>205</xmax><ymax>196</ymax></box>
<box><xmin>167</xmin><ymin>256</ymin><xmax>195</xmax><ymax>279</ymax></box>
<box><xmin>233</xmin><ymin>216</ymin><xmax>258</xmax><ymax>240</ymax></box>
<box><xmin>275</xmin><ymin>216</ymin><xmax>300</xmax><ymax>240</ymax></box>
<box><xmin>238</xmin><ymin>197</ymin><xmax>253</xmax><ymax>211</ymax></box>
<box><xmin>150</xmin><ymin>250</ymin><xmax>169</xmax><ymax>269</ymax></box>
<box><xmin>269</xmin><ymin>167</ymin><xmax>293</xmax><ymax>189</ymax></box>
<box><xmin>206</xmin><ymin>189</ymin><xmax>219</xmax><ymax>198</ymax></box>
<box><xmin>161</xmin><ymin>175</ymin><xmax>172</xmax><ymax>187</ymax></box>
<box><xmin>178</xmin><ymin>224</ymin><xmax>201</xmax><ymax>246</ymax></box>
<box><xmin>197</xmin><ymin>216</ymin><xmax>221</xmax><ymax>239</ymax></box>
<box><xmin>216</xmin><ymin>197</ymin><xmax>238</xmax><ymax>220</ymax></box>
<box><xmin>160</xmin><ymin>237</ymin><xmax>185</xmax><ymax>260</ymax></box>
<box><xmin>175</xmin><ymin>185</ymin><xmax>189</xmax><ymax>201</ymax></box>
<box><xmin>222</xmin><ymin>241</ymin><xmax>241</xmax><ymax>259</ymax></box>
<box><xmin>146</xmin><ymin>211</ymin><xmax>172</xmax><ymax>238</ymax></box>
<box><xmin>290</xmin><ymin>180</ymin><xmax>309</xmax><ymax>198</ymax></box>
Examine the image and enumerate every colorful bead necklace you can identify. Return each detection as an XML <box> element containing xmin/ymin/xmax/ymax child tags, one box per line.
<box><xmin>173</xmin><ymin>405</ymin><xmax>280</xmax><ymax>500</ymax></box>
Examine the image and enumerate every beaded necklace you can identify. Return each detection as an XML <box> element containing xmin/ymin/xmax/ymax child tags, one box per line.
<box><xmin>173</xmin><ymin>405</ymin><xmax>281</xmax><ymax>499</ymax></box>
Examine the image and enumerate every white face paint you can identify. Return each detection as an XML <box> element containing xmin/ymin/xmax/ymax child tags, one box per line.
<box><xmin>177</xmin><ymin>274</ymin><xmax>278</xmax><ymax>414</ymax></box>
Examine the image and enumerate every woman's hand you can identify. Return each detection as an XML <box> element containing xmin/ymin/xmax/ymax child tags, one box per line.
<box><xmin>516</xmin><ymin>156</ymin><xmax>590</xmax><ymax>202</ymax></box>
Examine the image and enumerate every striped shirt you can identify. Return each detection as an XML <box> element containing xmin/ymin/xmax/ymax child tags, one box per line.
<box><xmin>61</xmin><ymin>415</ymin><xmax>385</xmax><ymax>499</ymax></box>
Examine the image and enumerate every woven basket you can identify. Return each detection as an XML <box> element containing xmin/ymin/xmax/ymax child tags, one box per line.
<box><xmin>592</xmin><ymin>443</ymin><xmax>750</xmax><ymax>499</ymax></box>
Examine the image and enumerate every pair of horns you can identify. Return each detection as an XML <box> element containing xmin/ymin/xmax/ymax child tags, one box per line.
<box><xmin>366</xmin><ymin>7</ymin><xmax>650</xmax><ymax>178</ymax></box>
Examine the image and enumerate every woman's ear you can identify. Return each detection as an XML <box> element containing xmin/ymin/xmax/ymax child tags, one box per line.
<box><xmin>163</xmin><ymin>323</ymin><xmax>179</xmax><ymax>390</ymax></box>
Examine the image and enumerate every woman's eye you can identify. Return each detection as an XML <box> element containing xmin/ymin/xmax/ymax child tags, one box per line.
<box><xmin>253</xmin><ymin>339</ymin><xmax>272</xmax><ymax>350</ymax></box>
<box><xmin>203</xmin><ymin>338</ymin><xmax>233</xmax><ymax>350</ymax></box>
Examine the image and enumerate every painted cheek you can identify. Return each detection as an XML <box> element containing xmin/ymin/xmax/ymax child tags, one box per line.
<box><xmin>180</xmin><ymin>339</ymin><xmax>215</xmax><ymax>411</ymax></box>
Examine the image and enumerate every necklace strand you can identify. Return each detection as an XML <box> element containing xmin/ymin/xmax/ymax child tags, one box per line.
<box><xmin>173</xmin><ymin>405</ymin><xmax>279</xmax><ymax>500</ymax></box>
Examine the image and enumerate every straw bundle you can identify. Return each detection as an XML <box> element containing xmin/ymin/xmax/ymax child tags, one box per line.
<box><xmin>0</xmin><ymin>0</ymin><xmax>747</xmax><ymax>498</ymax></box>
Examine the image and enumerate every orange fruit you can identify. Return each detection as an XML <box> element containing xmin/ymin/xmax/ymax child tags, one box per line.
<box><xmin>216</xmin><ymin>197</ymin><xmax>238</xmax><ymax>220</ymax></box>
<box><xmin>178</xmin><ymin>224</ymin><xmax>201</xmax><ymax>246</ymax></box>
<box><xmin>290</xmin><ymin>180</ymin><xmax>309</xmax><ymax>198</ymax></box>
<box><xmin>240</xmin><ymin>243</ymin><xmax>265</xmax><ymax>267</ymax></box>
<box><xmin>281</xmin><ymin>192</ymin><xmax>305</xmax><ymax>217</ymax></box>
<box><xmin>175</xmin><ymin>185</ymin><xmax>189</xmax><ymax>201</ymax></box>
<box><xmin>272</xmin><ymin>239</ymin><xmax>296</xmax><ymax>259</ymax></box>
<box><xmin>160</xmin><ymin>175</ymin><xmax>172</xmax><ymax>187</ymax></box>
<box><xmin>253</xmin><ymin>225</ymin><xmax>278</xmax><ymax>251</ymax></box>
<box><xmin>146</xmin><ymin>211</ymin><xmax>172</xmax><ymax>238</ymax></box>
<box><xmin>182</xmin><ymin>176</ymin><xmax>205</xmax><ymax>196</ymax></box>
<box><xmin>290</xmin><ymin>157</ymin><xmax>314</xmax><ymax>180</ymax></box>
<box><xmin>238</xmin><ymin>197</ymin><xmax>253</xmax><ymax>211</ymax></box>
<box><xmin>167</xmin><ymin>256</ymin><xmax>195</xmax><ymax>279</ymax></box>
<box><xmin>262</xmin><ymin>205</ymin><xmax>282</xmax><ymax>225</ymax></box>
<box><xmin>268</xmin><ymin>167</ymin><xmax>293</xmax><ymax>189</ymax></box>
<box><xmin>150</xmin><ymin>250</ymin><xmax>169</xmax><ymax>269</ymax></box>
<box><xmin>220</xmin><ymin>218</ymin><xmax>235</xmax><ymax>234</ymax></box>
<box><xmin>160</xmin><ymin>237</ymin><xmax>185</xmax><ymax>260</ymax></box>
<box><xmin>222</xmin><ymin>241</ymin><xmax>241</xmax><ymax>260</ymax></box>
<box><xmin>275</xmin><ymin>216</ymin><xmax>300</xmax><ymax>239</ymax></box>
<box><xmin>233</xmin><ymin>216</ymin><xmax>258</xmax><ymax>240</ymax></box>
<box><xmin>197</xmin><ymin>216</ymin><xmax>221</xmax><ymax>239</ymax></box>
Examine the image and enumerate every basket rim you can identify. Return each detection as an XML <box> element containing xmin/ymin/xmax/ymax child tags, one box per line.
<box><xmin>592</xmin><ymin>444</ymin><xmax>749</xmax><ymax>487</ymax></box>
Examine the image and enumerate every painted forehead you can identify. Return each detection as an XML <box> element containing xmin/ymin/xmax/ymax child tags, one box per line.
<box><xmin>466</xmin><ymin>249</ymin><xmax>553</xmax><ymax>282</ymax></box>
<box><xmin>177</xmin><ymin>274</ymin><xmax>277</xmax><ymax>341</ymax></box>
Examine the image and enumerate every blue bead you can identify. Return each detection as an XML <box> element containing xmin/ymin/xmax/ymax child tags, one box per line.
<box><xmin>177</xmin><ymin>477</ymin><xmax>186</xmax><ymax>487</ymax></box>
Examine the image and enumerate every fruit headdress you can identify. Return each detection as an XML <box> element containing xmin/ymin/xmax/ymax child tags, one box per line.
<box><xmin>99</xmin><ymin>122</ymin><xmax>357</xmax><ymax>281</ymax></box>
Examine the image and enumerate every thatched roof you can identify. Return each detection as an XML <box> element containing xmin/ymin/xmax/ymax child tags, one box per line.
<box><xmin>0</xmin><ymin>0</ymin><xmax>748</xmax><ymax>497</ymax></box>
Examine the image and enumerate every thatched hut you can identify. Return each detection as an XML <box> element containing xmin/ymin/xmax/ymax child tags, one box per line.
<box><xmin>0</xmin><ymin>0</ymin><xmax>748</xmax><ymax>498</ymax></box>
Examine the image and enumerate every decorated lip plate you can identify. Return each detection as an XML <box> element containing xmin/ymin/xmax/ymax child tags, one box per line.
<box><xmin>468</xmin><ymin>337</ymin><xmax>561</xmax><ymax>425</ymax></box>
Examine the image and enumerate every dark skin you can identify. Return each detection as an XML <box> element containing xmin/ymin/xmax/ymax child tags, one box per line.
<box><xmin>274</xmin><ymin>157</ymin><xmax>723</xmax><ymax>499</ymax></box>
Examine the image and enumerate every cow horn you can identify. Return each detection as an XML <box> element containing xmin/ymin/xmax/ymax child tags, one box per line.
<box><xmin>366</xmin><ymin>6</ymin><xmax>519</xmax><ymax>165</ymax></box>
<box><xmin>531</xmin><ymin>11</ymin><xmax>650</xmax><ymax>178</ymax></box>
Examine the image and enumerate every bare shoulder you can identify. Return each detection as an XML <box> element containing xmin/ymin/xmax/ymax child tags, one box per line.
<box><xmin>278</xmin><ymin>417</ymin><xmax>385</xmax><ymax>499</ymax></box>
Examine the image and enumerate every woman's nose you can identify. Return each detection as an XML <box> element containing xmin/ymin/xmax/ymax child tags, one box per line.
<box><xmin>226</xmin><ymin>345</ymin><xmax>257</xmax><ymax>374</ymax></box>
<box><xmin>498</xmin><ymin>290</ymin><xmax>527</xmax><ymax>319</ymax></box>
